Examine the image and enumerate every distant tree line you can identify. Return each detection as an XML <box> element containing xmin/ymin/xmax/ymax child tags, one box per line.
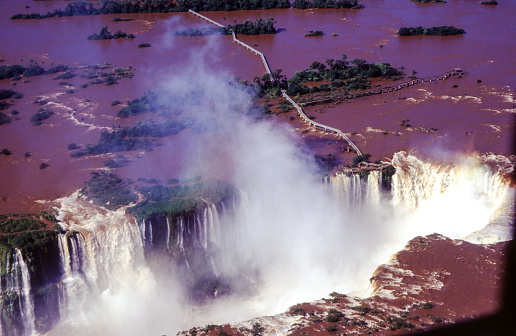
<box><xmin>253</xmin><ymin>54</ymin><xmax>403</xmax><ymax>97</ymax></box>
<box><xmin>175</xmin><ymin>18</ymin><xmax>277</xmax><ymax>36</ymax></box>
<box><xmin>292</xmin><ymin>0</ymin><xmax>363</xmax><ymax>9</ymax></box>
<box><xmin>87</xmin><ymin>26</ymin><xmax>135</xmax><ymax>40</ymax></box>
<box><xmin>11</xmin><ymin>0</ymin><xmax>364</xmax><ymax>19</ymax></box>
<box><xmin>398</xmin><ymin>26</ymin><xmax>465</xmax><ymax>36</ymax></box>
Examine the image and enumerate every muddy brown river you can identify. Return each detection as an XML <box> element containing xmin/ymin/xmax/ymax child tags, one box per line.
<box><xmin>0</xmin><ymin>0</ymin><xmax>515</xmax><ymax>212</ymax></box>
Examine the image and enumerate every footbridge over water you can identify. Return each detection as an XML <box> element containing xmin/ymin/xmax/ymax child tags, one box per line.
<box><xmin>188</xmin><ymin>10</ymin><xmax>362</xmax><ymax>155</ymax></box>
<box><xmin>188</xmin><ymin>10</ymin><xmax>465</xmax><ymax>158</ymax></box>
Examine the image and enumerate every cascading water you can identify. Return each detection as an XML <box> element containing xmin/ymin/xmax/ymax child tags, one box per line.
<box><xmin>0</xmin><ymin>249</ymin><xmax>36</xmax><ymax>336</ymax></box>
<box><xmin>3</xmin><ymin>152</ymin><xmax>512</xmax><ymax>336</ymax></box>
<box><xmin>390</xmin><ymin>151</ymin><xmax>514</xmax><ymax>242</ymax></box>
<box><xmin>50</xmin><ymin>192</ymin><xmax>158</xmax><ymax>335</ymax></box>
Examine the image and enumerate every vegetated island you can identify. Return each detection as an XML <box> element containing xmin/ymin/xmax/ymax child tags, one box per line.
<box><xmin>411</xmin><ymin>0</ymin><xmax>446</xmax><ymax>3</ymax></box>
<box><xmin>292</xmin><ymin>0</ymin><xmax>364</xmax><ymax>9</ymax></box>
<box><xmin>398</xmin><ymin>26</ymin><xmax>465</xmax><ymax>36</ymax></box>
<box><xmin>87</xmin><ymin>26</ymin><xmax>135</xmax><ymax>40</ymax></box>
<box><xmin>10</xmin><ymin>0</ymin><xmax>364</xmax><ymax>20</ymax></box>
<box><xmin>304</xmin><ymin>30</ymin><xmax>324</xmax><ymax>37</ymax></box>
<box><xmin>174</xmin><ymin>18</ymin><xmax>277</xmax><ymax>36</ymax></box>
<box><xmin>253</xmin><ymin>54</ymin><xmax>403</xmax><ymax>98</ymax></box>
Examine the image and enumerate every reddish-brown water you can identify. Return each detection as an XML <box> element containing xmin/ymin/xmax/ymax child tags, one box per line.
<box><xmin>0</xmin><ymin>0</ymin><xmax>515</xmax><ymax>212</ymax></box>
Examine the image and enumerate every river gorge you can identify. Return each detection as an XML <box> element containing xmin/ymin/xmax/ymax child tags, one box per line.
<box><xmin>0</xmin><ymin>0</ymin><xmax>515</xmax><ymax>335</ymax></box>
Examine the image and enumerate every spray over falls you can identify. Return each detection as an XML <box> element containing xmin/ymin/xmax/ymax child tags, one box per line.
<box><xmin>0</xmin><ymin>150</ymin><xmax>514</xmax><ymax>335</ymax></box>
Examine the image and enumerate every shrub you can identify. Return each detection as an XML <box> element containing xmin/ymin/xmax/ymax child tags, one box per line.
<box><xmin>30</xmin><ymin>109</ymin><xmax>54</xmax><ymax>126</ymax></box>
<box><xmin>0</xmin><ymin>112</ymin><xmax>11</xmax><ymax>125</ymax></box>
<box><xmin>67</xmin><ymin>143</ymin><xmax>79</xmax><ymax>150</ymax></box>
<box><xmin>39</xmin><ymin>162</ymin><xmax>49</xmax><ymax>169</ymax></box>
<box><xmin>46</xmin><ymin>64</ymin><xmax>68</xmax><ymax>74</ymax></box>
<box><xmin>289</xmin><ymin>306</ymin><xmax>306</xmax><ymax>316</ymax></box>
<box><xmin>326</xmin><ymin>309</ymin><xmax>343</xmax><ymax>322</ymax></box>
<box><xmin>23</xmin><ymin>65</ymin><xmax>45</xmax><ymax>77</ymax></box>
<box><xmin>138</xmin><ymin>43</ymin><xmax>151</xmax><ymax>48</ymax></box>
<box><xmin>53</xmin><ymin>72</ymin><xmax>75</xmax><ymax>80</ymax></box>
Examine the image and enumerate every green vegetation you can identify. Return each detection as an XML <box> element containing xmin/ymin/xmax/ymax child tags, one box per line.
<box><xmin>292</xmin><ymin>0</ymin><xmax>364</xmax><ymax>9</ymax></box>
<box><xmin>382</xmin><ymin>315</ymin><xmax>416</xmax><ymax>330</ymax></box>
<box><xmin>13</xmin><ymin>0</ymin><xmax>360</xmax><ymax>20</ymax></box>
<box><xmin>117</xmin><ymin>91</ymin><xmax>163</xmax><ymax>118</ymax></box>
<box><xmin>304</xmin><ymin>30</ymin><xmax>323</xmax><ymax>37</ymax></box>
<box><xmin>381</xmin><ymin>165</ymin><xmax>395</xmax><ymax>190</ymax></box>
<box><xmin>0</xmin><ymin>64</ymin><xmax>25</xmax><ymax>80</ymax></box>
<box><xmin>23</xmin><ymin>65</ymin><xmax>45</xmax><ymax>77</ymax></box>
<box><xmin>0</xmin><ymin>63</ymin><xmax>69</xmax><ymax>80</ymax></box>
<box><xmin>352</xmin><ymin>153</ymin><xmax>371</xmax><ymax>167</ymax></box>
<box><xmin>138</xmin><ymin>43</ymin><xmax>151</xmax><ymax>48</ymax></box>
<box><xmin>1</xmin><ymin>148</ymin><xmax>12</xmax><ymax>155</ymax></box>
<box><xmin>39</xmin><ymin>162</ymin><xmax>50</xmax><ymax>169</ymax></box>
<box><xmin>289</xmin><ymin>306</ymin><xmax>307</xmax><ymax>316</ymax></box>
<box><xmin>53</xmin><ymin>72</ymin><xmax>75</xmax><ymax>80</ymax></box>
<box><xmin>411</xmin><ymin>0</ymin><xmax>446</xmax><ymax>2</ymax></box>
<box><xmin>174</xmin><ymin>27</ymin><xmax>222</xmax><ymax>36</ymax></box>
<box><xmin>70</xmin><ymin>117</ymin><xmax>192</xmax><ymax>157</ymax></box>
<box><xmin>0</xmin><ymin>218</ymin><xmax>46</xmax><ymax>234</ymax></box>
<box><xmin>175</xmin><ymin>18</ymin><xmax>277</xmax><ymax>36</ymax></box>
<box><xmin>87</xmin><ymin>26</ymin><xmax>135</xmax><ymax>40</ymax></box>
<box><xmin>398</xmin><ymin>26</ymin><xmax>465</xmax><ymax>36</ymax></box>
<box><xmin>326</xmin><ymin>325</ymin><xmax>339</xmax><ymax>334</ymax></box>
<box><xmin>253</xmin><ymin>54</ymin><xmax>403</xmax><ymax>97</ymax></box>
<box><xmin>481</xmin><ymin>0</ymin><xmax>498</xmax><ymax>4</ymax></box>
<box><xmin>112</xmin><ymin>17</ymin><xmax>135</xmax><ymax>22</ymax></box>
<box><xmin>0</xmin><ymin>89</ymin><xmax>23</xmax><ymax>100</ymax></box>
<box><xmin>81</xmin><ymin>171</ymin><xmax>138</xmax><ymax>210</ymax></box>
<box><xmin>326</xmin><ymin>309</ymin><xmax>344</xmax><ymax>322</ymax></box>
<box><xmin>104</xmin><ymin>155</ymin><xmax>130</xmax><ymax>168</ymax></box>
<box><xmin>224</xmin><ymin>18</ymin><xmax>277</xmax><ymax>35</ymax></box>
<box><xmin>46</xmin><ymin>64</ymin><xmax>68</xmax><ymax>74</ymax></box>
<box><xmin>0</xmin><ymin>101</ymin><xmax>10</xmax><ymax>110</ymax></box>
<box><xmin>0</xmin><ymin>113</ymin><xmax>11</xmax><ymax>125</ymax></box>
<box><xmin>30</xmin><ymin>108</ymin><xmax>54</xmax><ymax>126</ymax></box>
<box><xmin>128</xmin><ymin>178</ymin><xmax>236</xmax><ymax>221</ymax></box>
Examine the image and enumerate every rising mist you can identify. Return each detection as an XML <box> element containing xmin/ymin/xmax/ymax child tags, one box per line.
<box><xmin>48</xmin><ymin>47</ymin><xmax>514</xmax><ymax>336</ymax></box>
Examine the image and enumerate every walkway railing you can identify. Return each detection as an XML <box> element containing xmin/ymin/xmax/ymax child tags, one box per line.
<box><xmin>281</xmin><ymin>90</ymin><xmax>362</xmax><ymax>155</ymax></box>
<box><xmin>187</xmin><ymin>11</ymin><xmax>471</xmax><ymax>157</ymax></box>
<box><xmin>188</xmin><ymin>10</ymin><xmax>361</xmax><ymax>155</ymax></box>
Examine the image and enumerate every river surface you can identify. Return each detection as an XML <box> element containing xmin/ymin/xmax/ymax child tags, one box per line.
<box><xmin>0</xmin><ymin>0</ymin><xmax>515</xmax><ymax>212</ymax></box>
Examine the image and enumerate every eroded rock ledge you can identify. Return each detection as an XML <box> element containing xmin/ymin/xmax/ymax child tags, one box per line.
<box><xmin>181</xmin><ymin>234</ymin><xmax>507</xmax><ymax>336</ymax></box>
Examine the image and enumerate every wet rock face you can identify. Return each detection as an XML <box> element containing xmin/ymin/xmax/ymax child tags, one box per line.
<box><xmin>184</xmin><ymin>234</ymin><xmax>507</xmax><ymax>336</ymax></box>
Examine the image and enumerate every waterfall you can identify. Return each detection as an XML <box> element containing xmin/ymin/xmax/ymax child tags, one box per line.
<box><xmin>0</xmin><ymin>249</ymin><xmax>36</xmax><ymax>336</ymax></box>
<box><xmin>390</xmin><ymin>151</ymin><xmax>515</xmax><ymax>242</ymax></box>
<box><xmin>326</xmin><ymin>152</ymin><xmax>514</xmax><ymax>242</ymax></box>
<box><xmin>177</xmin><ymin>217</ymin><xmax>185</xmax><ymax>251</ymax></box>
<box><xmin>166</xmin><ymin>217</ymin><xmax>171</xmax><ymax>251</ymax></box>
<box><xmin>327</xmin><ymin>171</ymin><xmax>381</xmax><ymax>207</ymax></box>
<box><xmin>52</xmin><ymin>192</ymin><xmax>156</xmax><ymax>333</ymax></box>
<box><xmin>16</xmin><ymin>250</ymin><xmax>36</xmax><ymax>336</ymax></box>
